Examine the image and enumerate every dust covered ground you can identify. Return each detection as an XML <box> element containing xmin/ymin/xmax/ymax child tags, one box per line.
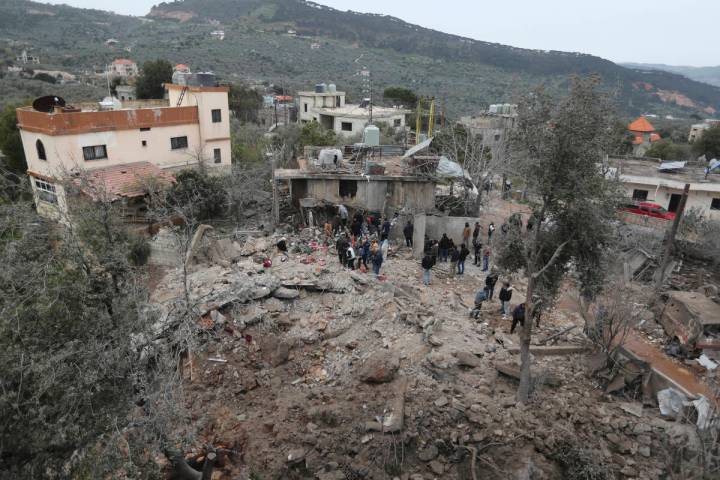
<box><xmin>148</xmin><ymin>219</ymin><xmax>706</xmax><ymax>480</ymax></box>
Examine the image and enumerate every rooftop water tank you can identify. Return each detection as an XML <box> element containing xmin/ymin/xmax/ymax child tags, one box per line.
<box><xmin>315</xmin><ymin>83</ymin><xmax>324</xmax><ymax>93</ymax></box>
<box><xmin>328</xmin><ymin>83</ymin><xmax>337</xmax><ymax>93</ymax></box>
<box><xmin>363</xmin><ymin>125</ymin><xmax>380</xmax><ymax>147</ymax></box>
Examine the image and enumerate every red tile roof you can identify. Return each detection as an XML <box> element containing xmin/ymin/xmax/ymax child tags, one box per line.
<box><xmin>112</xmin><ymin>59</ymin><xmax>136</xmax><ymax>65</ymax></box>
<box><xmin>628</xmin><ymin>116</ymin><xmax>656</xmax><ymax>133</ymax></box>
<box><xmin>81</xmin><ymin>162</ymin><xmax>174</xmax><ymax>200</ymax></box>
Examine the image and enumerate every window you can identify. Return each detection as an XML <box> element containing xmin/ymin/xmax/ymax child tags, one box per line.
<box><xmin>211</xmin><ymin>109</ymin><xmax>222</xmax><ymax>123</ymax></box>
<box><xmin>632</xmin><ymin>189</ymin><xmax>649</xmax><ymax>201</ymax></box>
<box><xmin>141</xmin><ymin>140</ymin><xmax>147</xmax><ymax>147</ymax></box>
<box><xmin>170</xmin><ymin>136</ymin><xmax>188</xmax><ymax>150</ymax></box>
<box><xmin>394</xmin><ymin>118</ymin><xmax>401</xmax><ymax>127</ymax></box>
<box><xmin>339</xmin><ymin>180</ymin><xmax>357</xmax><ymax>198</ymax></box>
<box><xmin>336</xmin><ymin>96</ymin><xmax>341</xmax><ymax>107</ymax></box>
<box><xmin>140</xmin><ymin>127</ymin><xmax>151</xmax><ymax>132</ymax></box>
<box><xmin>341</xmin><ymin>122</ymin><xmax>353</xmax><ymax>132</ymax></box>
<box><xmin>82</xmin><ymin>145</ymin><xmax>107</xmax><ymax>161</ymax></box>
<box><xmin>36</xmin><ymin>139</ymin><xmax>46</xmax><ymax>161</ymax></box>
<box><xmin>712</xmin><ymin>198</ymin><xmax>720</xmax><ymax>210</ymax></box>
<box><xmin>494</xmin><ymin>134</ymin><xmax>501</xmax><ymax>142</ymax></box>
<box><xmin>34</xmin><ymin>179</ymin><xmax>57</xmax><ymax>204</ymax></box>
<box><xmin>213</xmin><ymin>148</ymin><xmax>221</xmax><ymax>164</ymax></box>
<box><xmin>304</xmin><ymin>103</ymin><xmax>308</xmax><ymax>113</ymax></box>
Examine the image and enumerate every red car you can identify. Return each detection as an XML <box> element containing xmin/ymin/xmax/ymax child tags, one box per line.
<box><xmin>621</xmin><ymin>201</ymin><xmax>676</xmax><ymax>220</ymax></box>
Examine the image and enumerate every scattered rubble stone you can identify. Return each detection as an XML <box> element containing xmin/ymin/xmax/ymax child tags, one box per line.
<box><xmin>455</xmin><ymin>351</ymin><xmax>482</xmax><ymax>367</ymax></box>
<box><xmin>358</xmin><ymin>350</ymin><xmax>400</xmax><ymax>383</ymax></box>
<box><xmin>417</xmin><ymin>445</ymin><xmax>439</xmax><ymax>462</ymax></box>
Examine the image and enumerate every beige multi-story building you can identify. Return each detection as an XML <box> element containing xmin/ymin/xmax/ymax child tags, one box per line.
<box><xmin>16</xmin><ymin>83</ymin><xmax>231</xmax><ymax>219</ymax></box>
<box><xmin>297</xmin><ymin>84</ymin><xmax>409</xmax><ymax>136</ymax></box>
<box><xmin>109</xmin><ymin>59</ymin><xmax>139</xmax><ymax>78</ymax></box>
<box><xmin>688</xmin><ymin>119</ymin><xmax>720</xmax><ymax>143</ymax></box>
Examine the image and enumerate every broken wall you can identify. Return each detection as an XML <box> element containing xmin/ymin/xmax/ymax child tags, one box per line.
<box><xmin>412</xmin><ymin>214</ymin><xmax>479</xmax><ymax>258</ymax></box>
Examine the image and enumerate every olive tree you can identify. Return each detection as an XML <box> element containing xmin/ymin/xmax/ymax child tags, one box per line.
<box><xmin>496</xmin><ymin>77</ymin><xmax>620</xmax><ymax>402</ymax></box>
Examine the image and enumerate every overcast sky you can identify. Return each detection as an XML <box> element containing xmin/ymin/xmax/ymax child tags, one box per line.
<box><xmin>42</xmin><ymin>0</ymin><xmax>717</xmax><ymax>66</ymax></box>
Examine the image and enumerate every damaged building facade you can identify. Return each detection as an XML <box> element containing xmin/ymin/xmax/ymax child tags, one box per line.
<box><xmin>16</xmin><ymin>82</ymin><xmax>231</xmax><ymax>219</ymax></box>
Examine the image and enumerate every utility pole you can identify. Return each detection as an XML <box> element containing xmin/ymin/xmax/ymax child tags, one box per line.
<box><xmin>271</xmin><ymin>150</ymin><xmax>280</xmax><ymax>227</ymax></box>
<box><xmin>654</xmin><ymin>183</ymin><xmax>690</xmax><ymax>293</ymax></box>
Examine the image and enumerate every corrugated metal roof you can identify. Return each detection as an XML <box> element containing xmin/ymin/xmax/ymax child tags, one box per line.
<box><xmin>402</xmin><ymin>137</ymin><xmax>434</xmax><ymax>159</ymax></box>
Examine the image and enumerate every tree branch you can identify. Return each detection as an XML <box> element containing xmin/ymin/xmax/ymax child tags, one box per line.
<box><xmin>532</xmin><ymin>240</ymin><xmax>569</xmax><ymax>280</ymax></box>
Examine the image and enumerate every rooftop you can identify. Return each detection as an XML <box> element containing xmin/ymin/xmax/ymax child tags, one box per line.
<box><xmin>611</xmin><ymin>156</ymin><xmax>720</xmax><ymax>191</ymax></box>
<box><xmin>316</xmin><ymin>104</ymin><xmax>410</xmax><ymax>119</ymax></box>
<box><xmin>297</xmin><ymin>90</ymin><xmax>347</xmax><ymax>97</ymax></box>
<box><xmin>112</xmin><ymin>59</ymin><xmax>136</xmax><ymax>65</ymax></box>
<box><xmin>628</xmin><ymin>116</ymin><xmax>656</xmax><ymax>133</ymax></box>
<box><xmin>81</xmin><ymin>162</ymin><xmax>174</xmax><ymax>200</ymax></box>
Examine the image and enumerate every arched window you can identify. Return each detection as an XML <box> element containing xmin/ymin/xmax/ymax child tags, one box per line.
<box><xmin>36</xmin><ymin>139</ymin><xmax>46</xmax><ymax>161</ymax></box>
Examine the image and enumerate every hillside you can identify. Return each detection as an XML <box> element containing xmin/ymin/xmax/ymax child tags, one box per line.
<box><xmin>622</xmin><ymin>63</ymin><xmax>720</xmax><ymax>89</ymax></box>
<box><xmin>1</xmin><ymin>0</ymin><xmax>720</xmax><ymax>118</ymax></box>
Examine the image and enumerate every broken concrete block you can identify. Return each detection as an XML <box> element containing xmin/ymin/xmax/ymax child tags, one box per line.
<box><xmin>455</xmin><ymin>351</ymin><xmax>482</xmax><ymax>368</ymax></box>
<box><xmin>358</xmin><ymin>350</ymin><xmax>400</xmax><ymax>383</ymax></box>
<box><xmin>382</xmin><ymin>378</ymin><xmax>407</xmax><ymax>433</ymax></box>
<box><xmin>273</xmin><ymin>287</ymin><xmax>300</xmax><ymax>300</ymax></box>
<box><xmin>417</xmin><ymin>444</ymin><xmax>439</xmax><ymax>462</ymax></box>
<box><xmin>286</xmin><ymin>448</ymin><xmax>306</xmax><ymax>464</ymax></box>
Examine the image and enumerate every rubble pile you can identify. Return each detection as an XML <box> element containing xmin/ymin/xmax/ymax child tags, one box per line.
<box><xmin>147</xmin><ymin>224</ymin><xmax>718</xmax><ymax>479</ymax></box>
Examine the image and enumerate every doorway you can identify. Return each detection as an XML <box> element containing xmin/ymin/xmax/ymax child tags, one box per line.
<box><xmin>668</xmin><ymin>193</ymin><xmax>682</xmax><ymax>213</ymax></box>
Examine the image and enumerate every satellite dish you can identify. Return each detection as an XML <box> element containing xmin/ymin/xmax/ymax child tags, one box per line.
<box><xmin>32</xmin><ymin>95</ymin><xmax>66</xmax><ymax>113</ymax></box>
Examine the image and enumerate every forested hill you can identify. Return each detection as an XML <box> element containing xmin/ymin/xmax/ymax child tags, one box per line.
<box><xmin>1</xmin><ymin>0</ymin><xmax>719</xmax><ymax>117</ymax></box>
<box><xmin>148</xmin><ymin>0</ymin><xmax>720</xmax><ymax>115</ymax></box>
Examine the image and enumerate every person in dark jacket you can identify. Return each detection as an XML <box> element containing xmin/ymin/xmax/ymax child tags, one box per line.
<box><xmin>430</xmin><ymin>240</ymin><xmax>439</xmax><ymax>263</ymax></box>
<box><xmin>421</xmin><ymin>253</ymin><xmax>435</xmax><ymax>285</ymax></box>
<box><xmin>498</xmin><ymin>282</ymin><xmax>513</xmax><ymax>318</ymax></box>
<box><xmin>403</xmin><ymin>221</ymin><xmax>414</xmax><ymax>247</ymax></box>
<box><xmin>511</xmin><ymin>303</ymin><xmax>525</xmax><ymax>334</ymax></box>
<box><xmin>472</xmin><ymin>222</ymin><xmax>481</xmax><ymax>243</ymax></box>
<box><xmin>336</xmin><ymin>235</ymin><xmax>348</xmax><ymax>266</ymax></box>
<box><xmin>472</xmin><ymin>238</ymin><xmax>483</xmax><ymax>266</ymax></box>
<box><xmin>438</xmin><ymin>233</ymin><xmax>451</xmax><ymax>262</ymax></box>
<box><xmin>458</xmin><ymin>244</ymin><xmax>469</xmax><ymax>275</ymax></box>
<box><xmin>449</xmin><ymin>246</ymin><xmax>460</xmax><ymax>278</ymax></box>
<box><xmin>351</xmin><ymin>218</ymin><xmax>362</xmax><ymax>238</ymax></box>
<box><xmin>470</xmin><ymin>288</ymin><xmax>488</xmax><ymax>319</ymax></box>
<box><xmin>485</xmin><ymin>272</ymin><xmax>499</xmax><ymax>299</ymax></box>
<box><xmin>381</xmin><ymin>218</ymin><xmax>392</xmax><ymax>237</ymax></box>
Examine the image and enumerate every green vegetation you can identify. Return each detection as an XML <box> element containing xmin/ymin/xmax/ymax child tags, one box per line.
<box><xmin>0</xmin><ymin>103</ymin><xmax>26</xmax><ymax>175</ymax></box>
<box><xmin>382</xmin><ymin>86</ymin><xmax>418</xmax><ymax>108</ymax></box>
<box><xmin>645</xmin><ymin>139</ymin><xmax>689</xmax><ymax>160</ymax></box>
<box><xmin>135</xmin><ymin>59</ymin><xmax>173</xmax><ymax>100</ymax></box>
<box><xmin>299</xmin><ymin>121</ymin><xmax>335</xmax><ymax>148</ymax></box>
<box><xmin>229</xmin><ymin>82</ymin><xmax>263</xmax><ymax>123</ymax></box>
<box><xmin>0</xmin><ymin>1</ymin><xmax>718</xmax><ymax>117</ymax></box>
<box><xmin>168</xmin><ymin>169</ymin><xmax>228</xmax><ymax>221</ymax></box>
<box><xmin>693</xmin><ymin>124</ymin><xmax>720</xmax><ymax>160</ymax></box>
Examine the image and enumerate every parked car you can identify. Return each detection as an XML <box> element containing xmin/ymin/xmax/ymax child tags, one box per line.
<box><xmin>621</xmin><ymin>201</ymin><xmax>676</xmax><ymax>220</ymax></box>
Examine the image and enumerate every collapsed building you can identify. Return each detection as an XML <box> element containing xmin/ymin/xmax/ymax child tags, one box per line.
<box><xmin>274</xmin><ymin>136</ymin><xmax>481</xmax><ymax>256</ymax></box>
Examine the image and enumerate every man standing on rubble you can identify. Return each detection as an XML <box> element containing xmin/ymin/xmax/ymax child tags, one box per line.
<box><xmin>470</xmin><ymin>288</ymin><xmax>488</xmax><ymax>319</ymax></box>
<box><xmin>472</xmin><ymin>222</ymin><xmax>481</xmax><ymax>244</ymax></box>
<box><xmin>338</xmin><ymin>204</ymin><xmax>348</xmax><ymax>227</ymax></box>
<box><xmin>482</xmin><ymin>247</ymin><xmax>491</xmax><ymax>272</ymax></box>
<box><xmin>484</xmin><ymin>271</ymin><xmax>499</xmax><ymax>299</ymax></box>
<box><xmin>473</xmin><ymin>237</ymin><xmax>483</xmax><ymax>266</ymax></box>
<box><xmin>488</xmin><ymin>222</ymin><xmax>496</xmax><ymax>242</ymax></box>
<box><xmin>421</xmin><ymin>251</ymin><xmax>435</xmax><ymax>286</ymax></box>
<box><xmin>510</xmin><ymin>303</ymin><xmax>525</xmax><ymax>334</ymax></box>
<box><xmin>458</xmin><ymin>244</ymin><xmax>469</xmax><ymax>275</ymax></box>
<box><xmin>449</xmin><ymin>245</ymin><xmax>460</xmax><ymax>278</ymax></box>
<box><xmin>382</xmin><ymin>218</ymin><xmax>392</xmax><ymax>238</ymax></box>
<box><xmin>499</xmin><ymin>282</ymin><xmax>513</xmax><ymax>319</ymax></box>
<box><xmin>346</xmin><ymin>243</ymin><xmax>357</xmax><ymax>270</ymax></box>
<box><xmin>336</xmin><ymin>235</ymin><xmax>348</xmax><ymax>266</ymax></box>
<box><xmin>403</xmin><ymin>221</ymin><xmax>414</xmax><ymax>248</ymax></box>
<box><xmin>439</xmin><ymin>233</ymin><xmax>451</xmax><ymax>262</ymax></box>
<box><xmin>462</xmin><ymin>222</ymin><xmax>471</xmax><ymax>247</ymax></box>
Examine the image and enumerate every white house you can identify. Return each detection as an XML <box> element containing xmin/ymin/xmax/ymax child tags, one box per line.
<box><xmin>297</xmin><ymin>84</ymin><xmax>409</xmax><ymax>136</ymax></box>
<box><xmin>612</xmin><ymin>157</ymin><xmax>720</xmax><ymax>221</ymax></box>
<box><xmin>16</xmin><ymin>83</ymin><xmax>231</xmax><ymax>219</ymax></box>
<box><xmin>108</xmin><ymin>59</ymin><xmax>139</xmax><ymax>78</ymax></box>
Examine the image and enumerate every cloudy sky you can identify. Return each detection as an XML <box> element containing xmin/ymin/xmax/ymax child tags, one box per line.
<box><xmin>42</xmin><ymin>0</ymin><xmax>717</xmax><ymax>66</ymax></box>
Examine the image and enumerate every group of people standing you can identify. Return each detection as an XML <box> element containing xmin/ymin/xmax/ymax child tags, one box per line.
<box><xmin>328</xmin><ymin>208</ymin><xmax>396</xmax><ymax>276</ymax></box>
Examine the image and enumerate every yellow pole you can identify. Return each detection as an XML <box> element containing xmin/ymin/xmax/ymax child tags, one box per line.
<box><xmin>428</xmin><ymin>98</ymin><xmax>436</xmax><ymax>138</ymax></box>
<box><xmin>415</xmin><ymin>97</ymin><xmax>423</xmax><ymax>145</ymax></box>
